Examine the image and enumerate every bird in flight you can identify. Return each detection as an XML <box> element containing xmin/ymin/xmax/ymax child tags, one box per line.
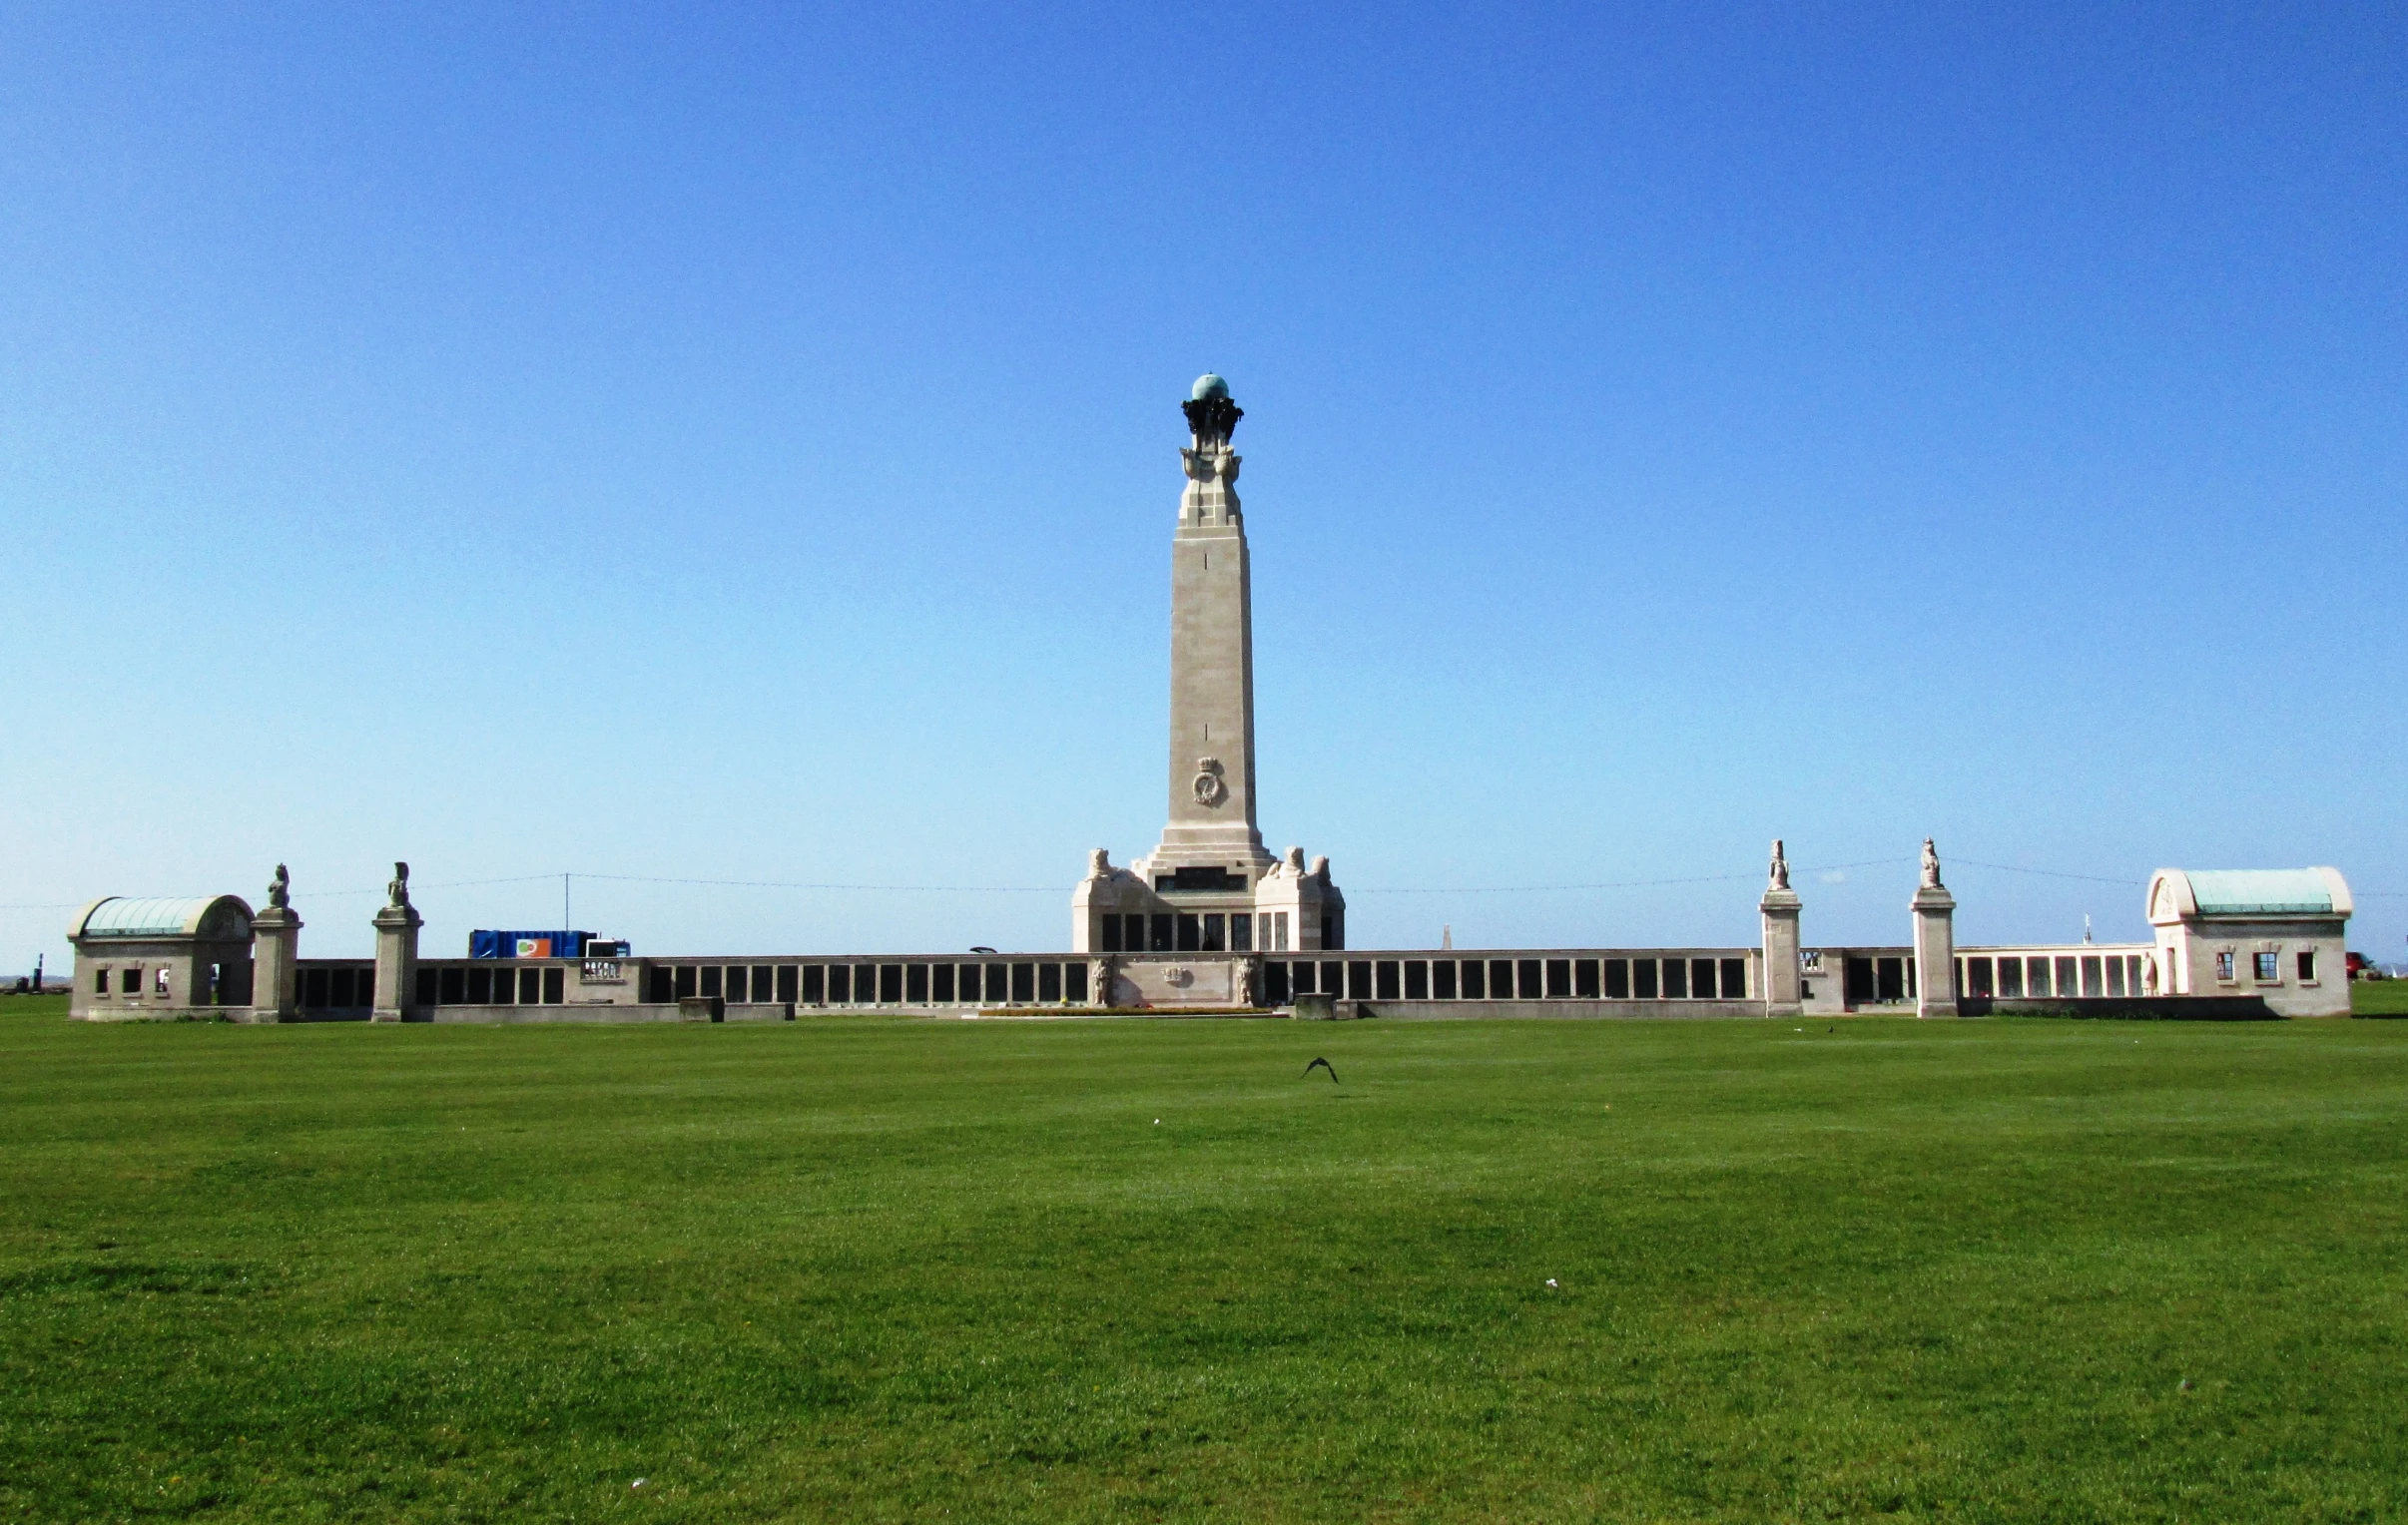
<box><xmin>1304</xmin><ymin>1057</ymin><xmax>1338</xmax><ymax>1084</ymax></box>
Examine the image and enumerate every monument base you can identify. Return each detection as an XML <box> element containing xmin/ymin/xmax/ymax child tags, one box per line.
<box><xmin>1913</xmin><ymin>882</ymin><xmax>1959</xmax><ymax>1018</ymax></box>
<box><xmin>1107</xmin><ymin>953</ymin><xmax>1261</xmax><ymax>1010</ymax></box>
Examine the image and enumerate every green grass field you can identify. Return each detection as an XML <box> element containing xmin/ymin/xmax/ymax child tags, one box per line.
<box><xmin>2348</xmin><ymin>977</ymin><xmax>2408</xmax><ymax>1017</ymax></box>
<box><xmin>3</xmin><ymin>994</ymin><xmax>2405</xmax><ymax>1523</ymax></box>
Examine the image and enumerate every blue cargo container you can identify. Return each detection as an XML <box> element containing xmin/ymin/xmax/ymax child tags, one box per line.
<box><xmin>468</xmin><ymin>929</ymin><xmax>592</xmax><ymax>959</ymax></box>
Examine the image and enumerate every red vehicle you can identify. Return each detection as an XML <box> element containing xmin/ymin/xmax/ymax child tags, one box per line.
<box><xmin>2347</xmin><ymin>952</ymin><xmax>2385</xmax><ymax>980</ymax></box>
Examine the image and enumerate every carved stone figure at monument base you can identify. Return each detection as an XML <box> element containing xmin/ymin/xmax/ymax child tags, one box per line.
<box><xmin>268</xmin><ymin>863</ymin><xmax>290</xmax><ymax>910</ymax></box>
<box><xmin>1922</xmin><ymin>837</ymin><xmax>1944</xmax><ymax>889</ymax></box>
<box><xmin>1769</xmin><ymin>838</ymin><xmax>1790</xmax><ymax>890</ymax></box>
<box><xmin>1088</xmin><ymin>848</ymin><xmax>1112</xmax><ymax>881</ymax></box>
<box><xmin>387</xmin><ymin>861</ymin><xmax>411</xmax><ymax>908</ymax></box>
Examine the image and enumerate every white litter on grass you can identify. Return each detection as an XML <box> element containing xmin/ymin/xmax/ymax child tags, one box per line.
<box><xmin>1154</xmin><ymin>1119</ymin><xmax>1160</xmax><ymax>1125</ymax></box>
<box><xmin>632</xmin><ymin>1478</ymin><xmax>647</xmax><ymax>1490</ymax></box>
<box><xmin>1545</xmin><ymin>1278</ymin><xmax>1558</xmax><ymax>1288</ymax></box>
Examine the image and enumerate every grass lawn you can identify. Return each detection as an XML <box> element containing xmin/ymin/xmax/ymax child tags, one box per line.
<box><xmin>2</xmin><ymin>995</ymin><xmax>2405</xmax><ymax>1522</ymax></box>
<box><xmin>2351</xmin><ymin>978</ymin><xmax>2408</xmax><ymax>1017</ymax></box>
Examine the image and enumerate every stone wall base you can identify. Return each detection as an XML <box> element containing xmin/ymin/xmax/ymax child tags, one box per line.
<box><xmin>1959</xmin><ymin>996</ymin><xmax>2283</xmax><ymax>1020</ymax></box>
<box><xmin>1359</xmin><ymin>1000</ymin><xmax>1770</xmax><ymax>1021</ymax></box>
<box><xmin>424</xmin><ymin>1002</ymin><xmax>757</xmax><ymax>1024</ymax></box>
<box><xmin>72</xmin><ymin>1006</ymin><xmax>258</xmax><ymax>1024</ymax></box>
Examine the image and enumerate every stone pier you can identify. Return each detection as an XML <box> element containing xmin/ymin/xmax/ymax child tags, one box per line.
<box><xmin>1760</xmin><ymin>839</ymin><xmax>1803</xmax><ymax>1017</ymax></box>
<box><xmin>249</xmin><ymin>864</ymin><xmax>301</xmax><ymax>1024</ymax></box>
<box><xmin>1912</xmin><ymin>838</ymin><xmax>1959</xmax><ymax>1018</ymax></box>
<box><xmin>371</xmin><ymin>861</ymin><xmax>422</xmax><ymax>1022</ymax></box>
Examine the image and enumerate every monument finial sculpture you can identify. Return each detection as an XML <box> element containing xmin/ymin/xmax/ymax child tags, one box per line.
<box><xmin>1769</xmin><ymin>838</ymin><xmax>1790</xmax><ymax>890</ymax></box>
<box><xmin>387</xmin><ymin>861</ymin><xmax>411</xmax><ymax>909</ymax></box>
<box><xmin>1921</xmin><ymin>837</ymin><xmax>1943</xmax><ymax>889</ymax></box>
<box><xmin>268</xmin><ymin>863</ymin><xmax>290</xmax><ymax>910</ymax></box>
<box><xmin>1180</xmin><ymin>371</ymin><xmax>1243</xmax><ymax>446</ymax></box>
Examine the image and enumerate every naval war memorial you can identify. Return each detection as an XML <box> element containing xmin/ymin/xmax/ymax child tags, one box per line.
<box><xmin>62</xmin><ymin>376</ymin><xmax>2355</xmax><ymax>1025</ymax></box>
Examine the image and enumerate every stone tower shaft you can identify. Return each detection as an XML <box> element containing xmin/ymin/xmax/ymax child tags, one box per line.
<box><xmin>1154</xmin><ymin>382</ymin><xmax>1272</xmax><ymax>871</ymax></box>
<box><xmin>1070</xmin><ymin>373</ymin><xmax>1345</xmax><ymax>968</ymax></box>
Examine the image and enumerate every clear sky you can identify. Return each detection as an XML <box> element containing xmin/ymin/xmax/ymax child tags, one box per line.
<box><xmin>3</xmin><ymin>3</ymin><xmax>2401</xmax><ymax>970</ymax></box>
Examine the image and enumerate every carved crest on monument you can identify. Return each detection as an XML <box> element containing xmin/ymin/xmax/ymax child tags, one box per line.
<box><xmin>1192</xmin><ymin>757</ymin><xmax>1227</xmax><ymax>807</ymax></box>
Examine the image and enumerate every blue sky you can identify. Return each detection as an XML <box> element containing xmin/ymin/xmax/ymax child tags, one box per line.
<box><xmin>2</xmin><ymin>2</ymin><xmax>2401</xmax><ymax>968</ymax></box>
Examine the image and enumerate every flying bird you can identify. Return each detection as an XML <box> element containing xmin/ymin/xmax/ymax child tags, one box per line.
<box><xmin>1304</xmin><ymin>1057</ymin><xmax>1338</xmax><ymax>1084</ymax></box>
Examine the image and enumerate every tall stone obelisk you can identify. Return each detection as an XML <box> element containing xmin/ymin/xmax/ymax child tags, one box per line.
<box><xmin>1151</xmin><ymin>373</ymin><xmax>1275</xmax><ymax>874</ymax></box>
<box><xmin>1074</xmin><ymin>372</ymin><xmax>1344</xmax><ymax>968</ymax></box>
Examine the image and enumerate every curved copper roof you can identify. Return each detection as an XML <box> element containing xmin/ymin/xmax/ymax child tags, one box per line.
<box><xmin>71</xmin><ymin>895</ymin><xmax>254</xmax><ymax>941</ymax></box>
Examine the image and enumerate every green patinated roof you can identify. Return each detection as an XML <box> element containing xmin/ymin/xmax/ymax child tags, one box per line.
<box><xmin>76</xmin><ymin>895</ymin><xmax>252</xmax><ymax>940</ymax></box>
<box><xmin>1191</xmin><ymin>372</ymin><xmax>1230</xmax><ymax>400</ymax></box>
<box><xmin>2184</xmin><ymin>869</ymin><xmax>2333</xmax><ymax>916</ymax></box>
